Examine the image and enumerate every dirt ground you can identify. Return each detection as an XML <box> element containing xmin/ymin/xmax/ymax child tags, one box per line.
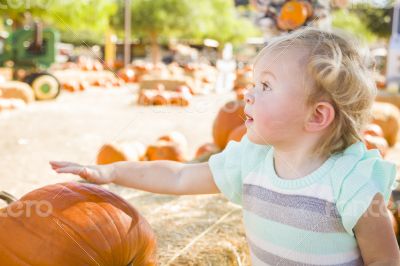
<box><xmin>0</xmin><ymin>86</ymin><xmax>251</xmax><ymax>265</ymax></box>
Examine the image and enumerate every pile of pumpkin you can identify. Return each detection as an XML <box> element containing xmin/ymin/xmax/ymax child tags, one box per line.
<box><xmin>0</xmin><ymin>81</ymin><xmax>35</xmax><ymax>112</ymax></box>
<box><xmin>59</xmin><ymin>57</ymin><xmax>104</xmax><ymax>72</ymax></box>
<box><xmin>137</xmin><ymin>83</ymin><xmax>193</xmax><ymax>107</ymax></box>
<box><xmin>118</xmin><ymin>62</ymin><xmax>216</xmax><ymax>95</ymax></box>
<box><xmin>95</xmin><ymin>101</ymin><xmax>246</xmax><ymax>166</ymax></box>
<box><xmin>117</xmin><ymin>63</ymin><xmax>153</xmax><ymax>84</ymax></box>
<box><xmin>0</xmin><ymin>182</ymin><xmax>157</xmax><ymax>265</ymax></box>
<box><xmin>61</xmin><ymin>77</ymin><xmax>125</xmax><ymax>92</ymax></box>
<box><xmin>97</xmin><ymin>131</ymin><xmax>189</xmax><ymax>165</ymax></box>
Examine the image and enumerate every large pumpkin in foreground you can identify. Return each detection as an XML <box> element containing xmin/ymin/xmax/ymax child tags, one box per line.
<box><xmin>0</xmin><ymin>182</ymin><xmax>156</xmax><ymax>266</ymax></box>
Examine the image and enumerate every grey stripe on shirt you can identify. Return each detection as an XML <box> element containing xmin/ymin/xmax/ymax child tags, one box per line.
<box><xmin>243</xmin><ymin>194</ymin><xmax>346</xmax><ymax>233</ymax></box>
<box><xmin>243</xmin><ymin>184</ymin><xmax>341</xmax><ymax>218</ymax></box>
<box><xmin>248</xmin><ymin>239</ymin><xmax>364</xmax><ymax>266</ymax></box>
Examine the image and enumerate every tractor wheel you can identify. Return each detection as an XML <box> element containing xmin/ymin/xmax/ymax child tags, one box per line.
<box><xmin>25</xmin><ymin>72</ymin><xmax>60</xmax><ymax>100</ymax></box>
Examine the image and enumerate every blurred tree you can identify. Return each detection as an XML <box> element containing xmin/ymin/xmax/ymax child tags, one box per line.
<box><xmin>0</xmin><ymin>0</ymin><xmax>117</xmax><ymax>44</ymax></box>
<box><xmin>129</xmin><ymin>0</ymin><xmax>260</xmax><ymax>64</ymax></box>
<box><xmin>350</xmin><ymin>2</ymin><xmax>393</xmax><ymax>40</ymax></box>
<box><xmin>332</xmin><ymin>9</ymin><xmax>378</xmax><ymax>43</ymax></box>
<box><xmin>184</xmin><ymin>0</ymin><xmax>260</xmax><ymax>46</ymax></box>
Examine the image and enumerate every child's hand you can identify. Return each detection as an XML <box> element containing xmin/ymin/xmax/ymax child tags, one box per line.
<box><xmin>49</xmin><ymin>161</ymin><xmax>115</xmax><ymax>185</ymax></box>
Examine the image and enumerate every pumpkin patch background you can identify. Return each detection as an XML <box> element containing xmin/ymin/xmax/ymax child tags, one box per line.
<box><xmin>0</xmin><ymin>0</ymin><xmax>399</xmax><ymax>264</ymax></box>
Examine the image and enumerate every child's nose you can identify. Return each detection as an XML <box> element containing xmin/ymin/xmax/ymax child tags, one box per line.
<box><xmin>245</xmin><ymin>90</ymin><xmax>255</xmax><ymax>105</ymax></box>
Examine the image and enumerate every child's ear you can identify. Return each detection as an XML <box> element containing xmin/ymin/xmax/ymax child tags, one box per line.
<box><xmin>305</xmin><ymin>102</ymin><xmax>335</xmax><ymax>132</ymax></box>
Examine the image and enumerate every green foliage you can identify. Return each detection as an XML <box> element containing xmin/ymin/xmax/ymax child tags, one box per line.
<box><xmin>332</xmin><ymin>9</ymin><xmax>378</xmax><ymax>43</ymax></box>
<box><xmin>131</xmin><ymin>0</ymin><xmax>192</xmax><ymax>38</ymax></box>
<box><xmin>129</xmin><ymin>0</ymin><xmax>260</xmax><ymax>46</ymax></box>
<box><xmin>0</xmin><ymin>0</ymin><xmax>259</xmax><ymax>46</ymax></box>
<box><xmin>184</xmin><ymin>0</ymin><xmax>260</xmax><ymax>45</ymax></box>
<box><xmin>0</xmin><ymin>0</ymin><xmax>117</xmax><ymax>44</ymax></box>
<box><xmin>350</xmin><ymin>2</ymin><xmax>393</xmax><ymax>39</ymax></box>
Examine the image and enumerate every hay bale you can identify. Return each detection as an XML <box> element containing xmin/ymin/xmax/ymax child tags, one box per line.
<box><xmin>0</xmin><ymin>81</ymin><xmax>34</xmax><ymax>103</ymax></box>
<box><xmin>139</xmin><ymin>79</ymin><xmax>192</xmax><ymax>92</ymax></box>
<box><xmin>371</xmin><ymin>102</ymin><xmax>400</xmax><ymax>147</ymax></box>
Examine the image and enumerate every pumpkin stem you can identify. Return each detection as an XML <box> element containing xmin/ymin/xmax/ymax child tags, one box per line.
<box><xmin>0</xmin><ymin>191</ymin><xmax>17</xmax><ymax>204</ymax></box>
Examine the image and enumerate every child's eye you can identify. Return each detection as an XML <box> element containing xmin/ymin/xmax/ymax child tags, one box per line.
<box><xmin>261</xmin><ymin>82</ymin><xmax>272</xmax><ymax>92</ymax></box>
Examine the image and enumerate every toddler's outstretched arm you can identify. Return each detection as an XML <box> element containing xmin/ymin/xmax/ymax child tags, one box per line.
<box><xmin>49</xmin><ymin>160</ymin><xmax>220</xmax><ymax>195</ymax></box>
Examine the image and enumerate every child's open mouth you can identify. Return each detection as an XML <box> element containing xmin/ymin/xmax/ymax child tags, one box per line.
<box><xmin>245</xmin><ymin>113</ymin><xmax>254</xmax><ymax>125</ymax></box>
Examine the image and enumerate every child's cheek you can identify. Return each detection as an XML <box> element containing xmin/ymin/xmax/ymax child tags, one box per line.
<box><xmin>255</xmin><ymin>97</ymin><xmax>300</xmax><ymax>132</ymax></box>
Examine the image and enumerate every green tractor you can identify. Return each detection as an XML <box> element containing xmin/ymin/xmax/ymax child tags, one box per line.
<box><xmin>0</xmin><ymin>22</ymin><xmax>61</xmax><ymax>100</ymax></box>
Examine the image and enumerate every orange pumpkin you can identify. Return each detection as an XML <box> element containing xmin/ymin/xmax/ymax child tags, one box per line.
<box><xmin>277</xmin><ymin>0</ymin><xmax>308</xmax><ymax>31</ymax></box>
<box><xmin>371</xmin><ymin>102</ymin><xmax>400</xmax><ymax>147</ymax></box>
<box><xmin>92</xmin><ymin>79</ymin><xmax>106</xmax><ymax>87</ymax></box>
<box><xmin>157</xmin><ymin>131</ymin><xmax>188</xmax><ymax>152</ymax></box>
<box><xmin>235</xmin><ymin>88</ymin><xmax>248</xmax><ymax>101</ymax></box>
<box><xmin>362</xmin><ymin>123</ymin><xmax>384</xmax><ymax>138</ymax></box>
<box><xmin>227</xmin><ymin>124</ymin><xmax>247</xmax><ymax>143</ymax></box>
<box><xmin>212</xmin><ymin>100</ymin><xmax>246</xmax><ymax>149</ymax></box>
<box><xmin>112</xmin><ymin>79</ymin><xmax>125</xmax><ymax>87</ymax></box>
<box><xmin>195</xmin><ymin>143</ymin><xmax>220</xmax><ymax>159</ymax></box>
<box><xmin>169</xmin><ymin>92</ymin><xmax>191</xmax><ymax>106</ymax></box>
<box><xmin>146</xmin><ymin>141</ymin><xmax>185</xmax><ymax>162</ymax></box>
<box><xmin>363</xmin><ymin>134</ymin><xmax>388</xmax><ymax>157</ymax></box>
<box><xmin>234</xmin><ymin>68</ymin><xmax>253</xmax><ymax>91</ymax></box>
<box><xmin>132</xmin><ymin>65</ymin><xmax>149</xmax><ymax>82</ymax></box>
<box><xmin>301</xmin><ymin>1</ymin><xmax>313</xmax><ymax>18</ymax></box>
<box><xmin>152</xmin><ymin>92</ymin><xmax>170</xmax><ymax>106</ymax></box>
<box><xmin>96</xmin><ymin>141</ymin><xmax>146</xmax><ymax>165</ymax></box>
<box><xmin>93</xmin><ymin>60</ymin><xmax>104</xmax><ymax>71</ymax></box>
<box><xmin>62</xmin><ymin>81</ymin><xmax>80</xmax><ymax>92</ymax></box>
<box><xmin>374</xmin><ymin>72</ymin><xmax>386</xmax><ymax>90</ymax></box>
<box><xmin>0</xmin><ymin>182</ymin><xmax>157</xmax><ymax>266</ymax></box>
<box><xmin>138</xmin><ymin>90</ymin><xmax>156</xmax><ymax>106</ymax></box>
<box><xmin>176</xmin><ymin>85</ymin><xmax>194</xmax><ymax>95</ymax></box>
<box><xmin>81</xmin><ymin>61</ymin><xmax>94</xmax><ymax>71</ymax></box>
<box><xmin>118</xmin><ymin>68</ymin><xmax>136</xmax><ymax>83</ymax></box>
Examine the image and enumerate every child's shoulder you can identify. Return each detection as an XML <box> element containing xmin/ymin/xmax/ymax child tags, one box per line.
<box><xmin>330</xmin><ymin>141</ymin><xmax>396</xmax><ymax>187</ymax></box>
<box><xmin>329</xmin><ymin>141</ymin><xmax>397</xmax><ymax>235</ymax></box>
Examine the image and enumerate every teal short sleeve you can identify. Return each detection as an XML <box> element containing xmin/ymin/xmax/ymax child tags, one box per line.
<box><xmin>209</xmin><ymin>135</ymin><xmax>270</xmax><ymax>205</ymax></box>
<box><xmin>331</xmin><ymin>142</ymin><xmax>398</xmax><ymax>236</ymax></box>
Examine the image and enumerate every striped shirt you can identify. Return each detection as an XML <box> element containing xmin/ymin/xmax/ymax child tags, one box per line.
<box><xmin>209</xmin><ymin>136</ymin><xmax>397</xmax><ymax>266</ymax></box>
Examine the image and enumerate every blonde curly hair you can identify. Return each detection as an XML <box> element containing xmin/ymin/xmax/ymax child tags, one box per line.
<box><xmin>255</xmin><ymin>27</ymin><xmax>377</xmax><ymax>156</ymax></box>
